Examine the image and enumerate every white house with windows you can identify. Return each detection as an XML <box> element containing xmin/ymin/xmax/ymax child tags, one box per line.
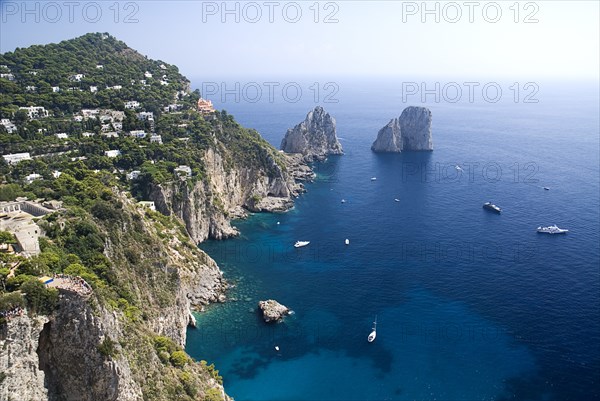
<box><xmin>0</xmin><ymin>119</ymin><xmax>17</xmax><ymax>133</ymax></box>
<box><xmin>52</xmin><ymin>86</ymin><xmax>60</xmax><ymax>93</ymax></box>
<box><xmin>19</xmin><ymin>106</ymin><xmax>49</xmax><ymax>119</ymax></box>
<box><xmin>69</xmin><ymin>74</ymin><xmax>85</xmax><ymax>82</ymax></box>
<box><xmin>150</xmin><ymin>135</ymin><xmax>162</xmax><ymax>144</ymax></box>
<box><xmin>137</xmin><ymin>112</ymin><xmax>154</xmax><ymax>121</ymax></box>
<box><xmin>125</xmin><ymin>101</ymin><xmax>140</xmax><ymax>109</ymax></box>
<box><xmin>127</xmin><ymin>170</ymin><xmax>141</xmax><ymax>180</ymax></box>
<box><xmin>144</xmin><ymin>71</ymin><xmax>153</xmax><ymax>78</ymax></box>
<box><xmin>129</xmin><ymin>130</ymin><xmax>147</xmax><ymax>139</ymax></box>
<box><xmin>101</xmin><ymin>132</ymin><xmax>119</xmax><ymax>138</ymax></box>
<box><xmin>82</xmin><ymin>132</ymin><xmax>95</xmax><ymax>137</ymax></box>
<box><xmin>55</xmin><ymin>133</ymin><xmax>68</xmax><ymax>140</ymax></box>
<box><xmin>90</xmin><ymin>86</ymin><xmax>98</xmax><ymax>93</ymax></box>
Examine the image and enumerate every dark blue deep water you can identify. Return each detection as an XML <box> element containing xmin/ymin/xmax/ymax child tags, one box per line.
<box><xmin>186</xmin><ymin>79</ymin><xmax>600</xmax><ymax>400</ymax></box>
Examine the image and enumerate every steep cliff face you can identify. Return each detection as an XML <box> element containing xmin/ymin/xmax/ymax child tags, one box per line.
<box><xmin>37</xmin><ymin>293</ymin><xmax>143</xmax><ymax>401</ymax></box>
<box><xmin>371</xmin><ymin>118</ymin><xmax>402</xmax><ymax>152</ymax></box>
<box><xmin>400</xmin><ymin>106</ymin><xmax>433</xmax><ymax>151</ymax></box>
<box><xmin>150</xmin><ymin>147</ymin><xmax>312</xmax><ymax>244</ymax></box>
<box><xmin>371</xmin><ymin>106</ymin><xmax>433</xmax><ymax>152</ymax></box>
<box><xmin>0</xmin><ymin>314</ymin><xmax>49</xmax><ymax>401</ymax></box>
<box><xmin>280</xmin><ymin>106</ymin><xmax>343</xmax><ymax>161</ymax></box>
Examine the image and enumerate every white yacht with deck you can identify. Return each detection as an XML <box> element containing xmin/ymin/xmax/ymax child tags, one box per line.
<box><xmin>537</xmin><ymin>225</ymin><xmax>568</xmax><ymax>234</ymax></box>
<box><xmin>294</xmin><ymin>241</ymin><xmax>310</xmax><ymax>248</ymax></box>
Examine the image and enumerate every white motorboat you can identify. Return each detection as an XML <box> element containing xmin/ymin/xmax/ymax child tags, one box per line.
<box><xmin>341</xmin><ymin>199</ymin><xmax>346</xmax><ymax>204</ymax></box>
<box><xmin>394</xmin><ymin>198</ymin><xmax>400</xmax><ymax>202</ymax></box>
<box><xmin>371</xmin><ymin>177</ymin><xmax>377</xmax><ymax>181</ymax></box>
<box><xmin>483</xmin><ymin>202</ymin><xmax>501</xmax><ymax>213</ymax></box>
<box><xmin>368</xmin><ymin>316</ymin><xmax>377</xmax><ymax>343</ymax></box>
<box><xmin>345</xmin><ymin>239</ymin><xmax>350</xmax><ymax>245</ymax></box>
<box><xmin>294</xmin><ymin>241</ymin><xmax>310</xmax><ymax>248</ymax></box>
<box><xmin>537</xmin><ymin>225</ymin><xmax>568</xmax><ymax>234</ymax></box>
<box><xmin>455</xmin><ymin>165</ymin><xmax>463</xmax><ymax>171</ymax></box>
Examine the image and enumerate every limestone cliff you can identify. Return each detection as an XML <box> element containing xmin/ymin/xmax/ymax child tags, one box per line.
<box><xmin>371</xmin><ymin>106</ymin><xmax>433</xmax><ymax>152</ymax></box>
<box><xmin>150</xmin><ymin>146</ymin><xmax>313</xmax><ymax>244</ymax></box>
<box><xmin>280</xmin><ymin>106</ymin><xmax>343</xmax><ymax>161</ymax></box>
<box><xmin>0</xmin><ymin>194</ymin><xmax>231</xmax><ymax>401</ymax></box>
<box><xmin>371</xmin><ymin>118</ymin><xmax>402</xmax><ymax>152</ymax></box>
<box><xmin>0</xmin><ymin>315</ymin><xmax>49</xmax><ymax>401</ymax></box>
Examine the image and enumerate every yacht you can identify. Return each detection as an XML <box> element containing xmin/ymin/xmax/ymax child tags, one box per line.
<box><xmin>537</xmin><ymin>225</ymin><xmax>568</xmax><ymax>234</ymax></box>
<box><xmin>294</xmin><ymin>241</ymin><xmax>310</xmax><ymax>248</ymax></box>
<box><xmin>543</xmin><ymin>187</ymin><xmax>550</xmax><ymax>190</ymax></box>
<box><xmin>368</xmin><ymin>316</ymin><xmax>377</xmax><ymax>343</ymax></box>
<box><xmin>483</xmin><ymin>202</ymin><xmax>501</xmax><ymax>213</ymax></box>
<box><xmin>345</xmin><ymin>239</ymin><xmax>350</xmax><ymax>245</ymax></box>
<box><xmin>371</xmin><ymin>177</ymin><xmax>377</xmax><ymax>181</ymax></box>
<box><xmin>394</xmin><ymin>198</ymin><xmax>400</xmax><ymax>202</ymax></box>
<box><xmin>341</xmin><ymin>199</ymin><xmax>346</xmax><ymax>204</ymax></box>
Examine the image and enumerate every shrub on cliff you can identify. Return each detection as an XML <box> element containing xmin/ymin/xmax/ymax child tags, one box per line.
<box><xmin>20</xmin><ymin>278</ymin><xmax>58</xmax><ymax>315</ymax></box>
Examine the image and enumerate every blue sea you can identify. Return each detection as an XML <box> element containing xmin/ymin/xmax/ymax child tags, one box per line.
<box><xmin>185</xmin><ymin>78</ymin><xmax>600</xmax><ymax>401</ymax></box>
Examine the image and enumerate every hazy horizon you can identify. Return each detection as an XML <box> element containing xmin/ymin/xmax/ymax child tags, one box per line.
<box><xmin>1</xmin><ymin>1</ymin><xmax>598</xmax><ymax>81</ymax></box>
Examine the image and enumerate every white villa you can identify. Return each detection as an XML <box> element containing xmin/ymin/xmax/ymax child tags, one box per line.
<box><xmin>104</xmin><ymin>150</ymin><xmax>121</xmax><ymax>158</ymax></box>
<box><xmin>19</xmin><ymin>106</ymin><xmax>49</xmax><ymax>119</ymax></box>
<box><xmin>3</xmin><ymin>153</ymin><xmax>32</xmax><ymax>165</ymax></box>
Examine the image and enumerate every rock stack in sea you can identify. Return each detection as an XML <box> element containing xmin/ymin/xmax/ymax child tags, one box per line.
<box><xmin>258</xmin><ymin>300</ymin><xmax>291</xmax><ymax>323</ymax></box>
<box><xmin>281</xmin><ymin>106</ymin><xmax>343</xmax><ymax>161</ymax></box>
<box><xmin>371</xmin><ymin>106</ymin><xmax>433</xmax><ymax>152</ymax></box>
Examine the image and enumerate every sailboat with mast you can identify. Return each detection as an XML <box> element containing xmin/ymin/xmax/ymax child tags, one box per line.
<box><xmin>368</xmin><ymin>316</ymin><xmax>377</xmax><ymax>343</ymax></box>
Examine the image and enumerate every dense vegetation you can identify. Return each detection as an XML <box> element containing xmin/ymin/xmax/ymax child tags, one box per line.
<box><xmin>0</xmin><ymin>32</ymin><xmax>293</xmax><ymax>400</ymax></box>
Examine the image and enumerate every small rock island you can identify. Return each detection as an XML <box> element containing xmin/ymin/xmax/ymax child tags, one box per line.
<box><xmin>258</xmin><ymin>300</ymin><xmax>291</xmax><ymax>323</ymax></box>
<box><xmin>281</xmin><ymin>106</ymin><xmax>343</xmax><ymax>161</ymax></box>
<box><xmin>371</xmin><ymin>106</ymin><xmax>433</xmax><ymax>152</ymax></box>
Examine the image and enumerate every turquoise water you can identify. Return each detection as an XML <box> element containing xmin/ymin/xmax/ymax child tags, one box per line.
<box><xmin>186</xmin><ymin>79</ymin><xmax>600</xmax><ymax>400</ymax></box>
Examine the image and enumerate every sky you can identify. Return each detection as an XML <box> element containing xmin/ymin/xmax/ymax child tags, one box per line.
<box><xmin>0</xmin><ymin>0</ymin><xmax>599</xmax><ymax>81</ymax></box>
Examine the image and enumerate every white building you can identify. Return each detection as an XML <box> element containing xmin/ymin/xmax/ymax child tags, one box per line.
<box><xmin>150</xmin><ymin>135</ymin><xmax>162</xmax><ymax>144</ymax></box>
<box><xmin>125</xmin><ymin>101</ymin><xmax>140</xmax><ymax>109</ymax></box>
<box><xmin>175</xmin><ymin>165</ymin><xmax>192</xmax><ymax>177</ymax></box>
<box><xmin>26</xmin><ymin>86</ymin><xmax>36</xmax><ymax>92</ymax></box>
<box><xmin>19</xmin><ymin>106</ymin><xmax>49</xmax><ymax>119</ymax></box>
<box><xmin>160</xmin><ymin>64</ymin><xmax>167</xmax><ymax>70</ymax></box>
<box><xmin>137</xmin><ymin>112</ymin><xmax>154</xmax><ymax>121</ymax></box>
<box><xmin>144</xmin><ymin>71</ymin><xmax>153</xmax><ymax>78</ymax></box>
<box><xmin>82</xmin><ymin>132</ymin><xmax>95</xmax><ymax>137</ymax></box>
<box><xmin>52</xmin><ymin>170</ymin><xmax>62</xmax><ymax>178</ymax></box>
<box><xmin>96</xmin><ymin>64</ymin><xmax>104</xmax><ymax>69</ymax></box>
<box><xmin>129</xmin><ymin>130</ymin><xmax>147</xmax><ymax>139</ymax></box>
<box><xmin>0</xmin><ymin>73</ymin><xmax>15</xmax><ymax>81</ymax></box>
<box><xmin>3</xmin><ymin>153</ymin><xmax>32</xmax><ymax>165</ymax></box>
<box><xmin>73</xmin><ymin>115</ymin><xmax>83</xmax><ymax>122</ymax></box>
<box><xmin>101</xmin><ymin>132</ymin><xmax>119</xmax><ymax>138</ymax></box>
<box><xmin>0</xmin><ymin>119</ymin><xmax>17</xmax><ymax>133</ymax></box>
<box><xmin>138</xmin><ymin>201</ymin><xmax>156</xmax><ymax>211</ymax></box>
<box><xmin>127</xmin><ymin>170</ymin><xmax>141</xmax><ymax>180</ymax></box>
<box><xmin>81</xmin><ymin>109</ymin><xmax>100</xmax><ymax>119</ymax></box>
<box><xmin>104</xmin><ymin>150</ymin><xmax>121</xmax><ymax>158</ymax></box>
<box><xmin>55</xmin><ymin>133</ymin><xmax>68</xmax><ymax>139</ymax></box>
<box><xmin>24</xmin><ymin>173</ymin><xmax>42</xmax><ymax>184</ymax></box>
<box><xmin>52</xmin><ymin>86</ymin><xmax>60</xmax><ymax>93</ymax></box>
<box><xmin>107</xmin><ymin>85</ymin><xmax>122</xmax><ymax>90</ymax></box>
<box><xmin>112</xmin><ymin>122</ymin><xmax>123</xmax><ymax>131</ymax></box>
<box><xmin>90</xmin><ymin>86</ymin><xmax>98</xmax><ymax>93</ymax></box>
<box><xmin>69</xmin><ymin>74</ymin><xmax>85</xmax><ymax>82</ymax></box>
<box><xmin>160</xmin><ymin>80</ymin><xmax>169</xmax><ymax>86</ymax></box>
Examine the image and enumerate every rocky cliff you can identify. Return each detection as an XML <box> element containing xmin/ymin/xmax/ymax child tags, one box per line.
<box><xmin>0</xmin><ymin>194</ymin><xmax>231</xmax><ymax>401</ymax></box>
<box><xmin>280</xmin><ymin>106</ymin><xmax>343</xmax><ymax>161</ymax></box>
<box><xmin>150</xmin><ymin>146</ymin><xmax>313</xmax><ymax>244</ymax></box>
<box><xmin>0</xmin><ymin>314</ymin><xmax>49</xmax><ymax>401</ymax></box>
<box><xmin>371</xmin><ymin>118</ymin><xmax>402</xmax><ymax>152</ymax></box>
<box><xmin>371</xmin><ymin>106</ymin><xmax>433</xmax><ymax>152</ymax></box>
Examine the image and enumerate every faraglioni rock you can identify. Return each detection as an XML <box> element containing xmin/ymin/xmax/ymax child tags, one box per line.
<box><xmin>371</xmin><ymin>118</ymin><xmax>402</xmax><ymax>152</ymax></box>
<box><xmin>371</xmin><ymin>106</ymin><xmax>433</xmax><ymax>152</ymax></box>
<box><xmin>281</xmin><ymin>106</ymin><xmax>343</xmax><ymax>161</ymax></box>
<box><xmin>258</xmin><ymin>300</ymin><xmax>291</xmax><ymax>323</ymax></box>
